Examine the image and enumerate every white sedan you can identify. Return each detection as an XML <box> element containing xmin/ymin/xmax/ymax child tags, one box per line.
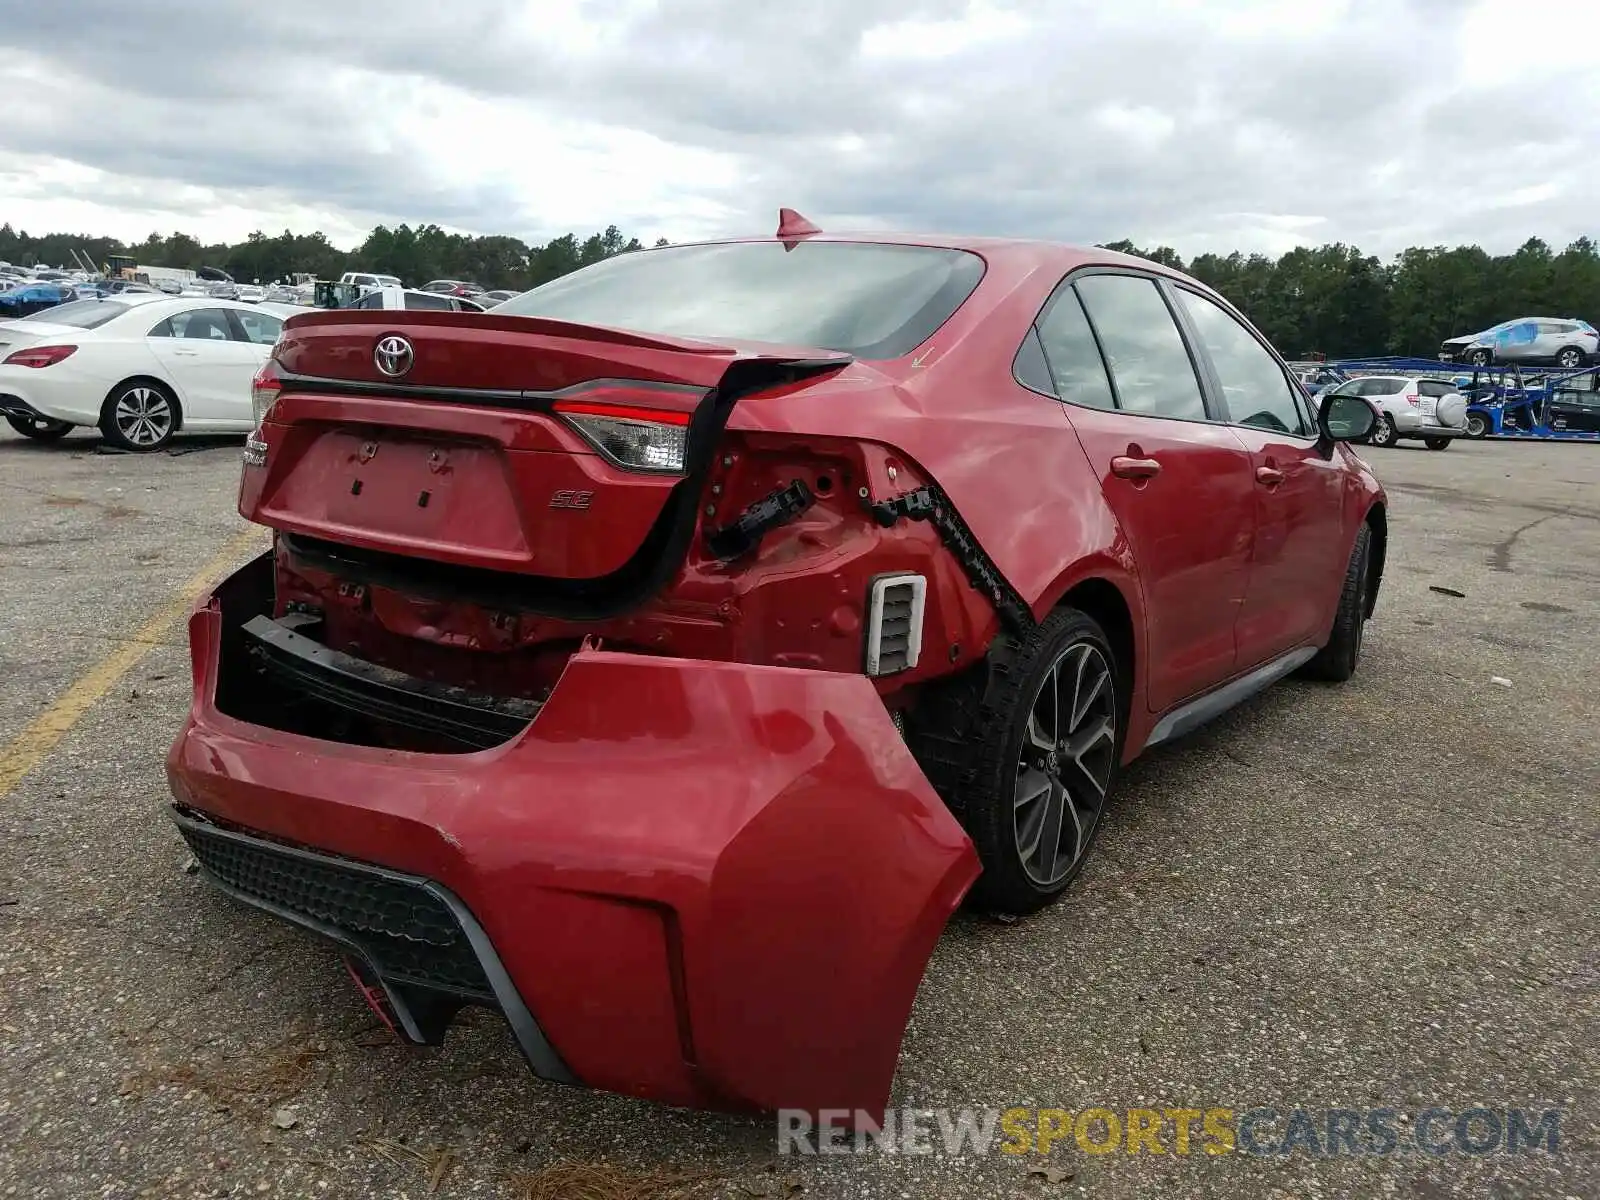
<box><xmin>0</xmin><ymin>294</ymin><xmax>287</xmax><ymax>451</ymax></box>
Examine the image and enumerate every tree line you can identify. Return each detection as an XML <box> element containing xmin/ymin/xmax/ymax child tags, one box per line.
<box><xmin>1100</xmin><ymin>235</ymin><xmax>1600</xmax><ymax>359</ymax></box>
<box><xmin>3</xmin><ymin>217</ymin><xmax>1595</xmax><ymax>358</ymax></box>
<box><xmin>0</xmin><ymin>221</ymin><xmax>670</xmax><ymax>295</ymax></box>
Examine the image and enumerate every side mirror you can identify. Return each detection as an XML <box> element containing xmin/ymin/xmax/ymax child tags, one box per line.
<box><xmin>1318</xmin><ymin>392</ymin><xmax>1376</xmax><ymax>444</ymax></box>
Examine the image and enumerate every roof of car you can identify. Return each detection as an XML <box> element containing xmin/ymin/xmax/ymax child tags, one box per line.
<box><xmin>660</xmin><ymin>229</ymin><xmax>1179</xmax><ymax>277</ymax></box>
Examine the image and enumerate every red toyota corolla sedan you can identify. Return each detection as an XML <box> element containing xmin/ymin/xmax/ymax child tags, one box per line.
<box><xmin>165</xmin><ymin>212</ymin><xmax>1385</xmax><ymax>1123</ymax></box>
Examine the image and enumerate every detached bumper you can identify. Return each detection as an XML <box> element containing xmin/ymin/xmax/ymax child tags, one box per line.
<box><xmin>166</xmin><ymin>553</ymin><xmax>979</xmax><ymax>1118</ymax></box>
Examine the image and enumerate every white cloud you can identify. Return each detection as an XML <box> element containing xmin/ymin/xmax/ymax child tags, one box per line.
<box><xmin>0</xmin><ymin>0</ymin><xmax>1594</xmax><ymax>259</ymax></box>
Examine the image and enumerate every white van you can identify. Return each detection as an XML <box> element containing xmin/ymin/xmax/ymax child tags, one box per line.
<box><xmin>338</xmin><ymin>271</ymin><xmax>404</xmax><ymax>292</ymax></box>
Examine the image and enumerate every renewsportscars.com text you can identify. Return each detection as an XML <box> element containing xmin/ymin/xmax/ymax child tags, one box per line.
<box><xmin>777</xmin><ymin>1106</ymin><xmax>1563</xmax><ymax>1158</ymax></box>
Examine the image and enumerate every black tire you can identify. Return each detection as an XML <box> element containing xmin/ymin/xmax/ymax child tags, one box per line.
<box><xmin>1555</xmin><ymin>347</ymin><xmax>1585</xmax><ymax>370</ymax></box>
<box><xmin>1464</xmin><ymin>412</ymin><xmax>1490</xmax><ymax>439</ymax></box>
<box><xmin>1369</xmin><ymin>415</ymin><xmax>1399</xmax><ymax>448</ymax></box>
<box><xmin>98</xmin><ymin>379</ymin><xmax>180</xmax><ymax>452</ymax></box>
<box><xmin>5</xmin><ymin>413</ymin><xmax>73</xmax><ymax>441</ymax></box>
<box><xmin>912</xmin><ymin>608</ymin><xmax>1123</xmax><ymax>916</ymax></box>
<box><xmin>1303</xmin><ymin>523</ymin><xmax>1371</xmax><ymax>683</ymax></box>
<box><xmin>1467</xmin><ymin>349</ymin><xmax>1492</xmax><ymax>367</ymax></box>
<box><xmin>1423</xmin><ymin>436</ymin><xmax>1452</xmax><ymax>451</ymax></box>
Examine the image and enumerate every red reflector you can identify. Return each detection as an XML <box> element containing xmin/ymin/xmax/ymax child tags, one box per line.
<box><xmin>3</xmin><ymin>344</ymin><xmax>77</xmax><ymax>368</ymax></box>
<box><xmin>553</xmin><ymin>399</ymin><xmax>692</xmax><ymax>427</ymax></box>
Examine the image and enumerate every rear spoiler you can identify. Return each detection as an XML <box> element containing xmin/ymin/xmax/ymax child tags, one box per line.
<box><xmin>278</xmin><ymin>306</ymin><xmax>850</xmax><ymax>365</ymax></box>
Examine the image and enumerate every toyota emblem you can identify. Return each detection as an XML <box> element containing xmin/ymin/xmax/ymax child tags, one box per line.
<box><xmin>374</xmin><ymin>335</ymin><xmax>414</xmax><ymax>378</ymax></box>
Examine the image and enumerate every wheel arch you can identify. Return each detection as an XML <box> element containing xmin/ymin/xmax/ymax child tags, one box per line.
<box><xmin>1052</xmin><ymin>576</ymin><xmax>1138</xmax><ymax>731</ymax></box>
<box><xmin>103</xmin><ymin>374</ymin><xmax>185</xmax><ymax>432</ymax></box>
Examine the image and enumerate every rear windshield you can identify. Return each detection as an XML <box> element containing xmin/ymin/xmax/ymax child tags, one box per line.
<box><xmin>19</xmin><ymin>299</ymin><xmax>130</xmax><ymax>329</ymax></box>
<box><xmin>1363</xmin><ymin>377</ymin><xmax>1408</xmax><ymax>394</ymax></box>
<box><xmin>492</xmin><ymin>241</ymin><xmax>986</xmax><ymax>359</ymax></box>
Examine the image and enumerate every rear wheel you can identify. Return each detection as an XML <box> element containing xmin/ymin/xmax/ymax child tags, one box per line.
<box><xmin>922</xmin><ymin>608</ymin><xmax>1122</xmax><ymax>916</ymax></box>
<box><xmin>1556</xmin><ymin>347</ymin><xmax>1585</xmax><ymax>369</ymax></box>
<box><xmin>1423</xmin><ymin>436</ymin><xmax>1452</xmax><ymax>451</ymax></box>
<box><xmin>99</xmin><ymin>380</ymin><xmax>179</xmax><ymax>452</ymax></box>
<box><xmin>5</xmin><ymin>413</ymin><xmax>73</xmax><ymax>441</ymax></box>
<box><xmin>1369</xmin><ymin>415</ymin><xmax>1399</xmax><ymax>448</ymax></box>
<box><xmin>1465</xmin><ymin>412</ymin><xmax>1490</xmax><ymax>439</ymax></box>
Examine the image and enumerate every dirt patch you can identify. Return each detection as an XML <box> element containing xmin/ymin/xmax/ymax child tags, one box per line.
<box><xmin>121</xmin><ymin>1024</ymin><xmax>326</xmax><ymax>1111</ymax></box>
<box><xmin>510</xmin><ymin>1162</ymin><xmax>721</xmax><ymax>1200</ymax></box>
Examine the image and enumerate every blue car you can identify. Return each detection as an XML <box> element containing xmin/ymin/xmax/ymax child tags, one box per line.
<box><xmin>0</xmin><ymin>281</ymin><xmax>75</xmax><ymax>319</ymax></box>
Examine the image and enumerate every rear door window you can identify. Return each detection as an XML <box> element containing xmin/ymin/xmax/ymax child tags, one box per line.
<box><xmin>1073</xmin><ymin>274</ymin><xmax>1207</xmax><ymax>421</ymax></box>
<box><xmin>403</xmin><ymin>291</ymin><xmax>454</xmax><ymax>310</ymax></box>
<box><xmin>230</xmin><ymin>308</ymin><xmax>284</xmax><ymax>345</ymax></box>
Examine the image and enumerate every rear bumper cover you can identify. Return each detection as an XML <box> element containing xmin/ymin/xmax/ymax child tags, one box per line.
<box><xmin>166</xmin><ymin>552</ymin><xmax>980</xmax><ymax>1117</ymax></box>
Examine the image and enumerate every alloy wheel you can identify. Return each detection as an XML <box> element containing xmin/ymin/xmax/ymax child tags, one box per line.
<box><xmin>1557</xmin><ymin>349</ymin><xmax>1582</xmax><ymax>369</ymax></box>
<box><xmin>113</xmin><ymin>387</ymin><xmax>174</xmax><ymax>447</ymax></box>
<box><xmin>1013</xmin><ymin>643</ymin><xmax>1117</xmax><ymax>888</ymax></box>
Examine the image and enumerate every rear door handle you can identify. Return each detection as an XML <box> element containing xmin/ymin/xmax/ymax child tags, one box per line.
<box><xmin>1256</xmin><ymin>466</ymin><xmax>1285</xmax><ymax>487</ymax></box>
<box><xmin>1110</xmin><ymin>456</ymin><xmax>1162</xmax><ymax>480</ymax></box>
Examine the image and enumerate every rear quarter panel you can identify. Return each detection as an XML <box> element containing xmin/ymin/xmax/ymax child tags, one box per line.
<box><xmin>725</xmin><ymin>255</ymin><xmax>1148</xmax><ymax>716</ymax></box>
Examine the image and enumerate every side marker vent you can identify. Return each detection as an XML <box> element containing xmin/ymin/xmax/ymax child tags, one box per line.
<box><xmin>865</xmin><ymin>574</ymin><xmax>926</xmax><ymax>677</ymax></box>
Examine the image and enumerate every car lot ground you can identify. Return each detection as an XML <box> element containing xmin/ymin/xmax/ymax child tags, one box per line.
<box><xmin>1</xmin><ymin>426</ymin><xmax>1596</xmax><ymax>1199</ymax></box>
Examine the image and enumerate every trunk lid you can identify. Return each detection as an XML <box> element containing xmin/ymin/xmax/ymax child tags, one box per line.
<box><xmin>0</xmin><ymin>318</ymin><xmax>75</xmax><ymax>358</ymax></box>
<box><xmin>246</xmin><ymin>311</ymin><xmax>849</xmax><ymax>615</ymax></box>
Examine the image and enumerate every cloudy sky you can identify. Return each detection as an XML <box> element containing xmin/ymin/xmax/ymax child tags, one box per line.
<box><xmin>2</xmin><ymin>0</ymin><xmax>1595</xmax><ymax>259</ymax></box>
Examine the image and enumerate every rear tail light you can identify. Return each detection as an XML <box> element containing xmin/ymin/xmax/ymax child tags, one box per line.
<box><xmin>244</xmin><ymin>361</ymin><xmax>281</xmax><ymax>467</ymax></box>
<box><xmin>3</xmin><ymin>344</ymin><xmax>77</xmax><ymax>368</ymax></box>
<box><xmin>554</xmin><ymin>397</ymin><xmax>691</xmax><ymax>474</ymax></box>
<box><xmin>1405</xmin><ymin>393</ymin><xmax>1420</xmax><ymax>406</ymax></box>
<box><xmin>865</xmin><ymin>573</ymin><xmax>926</xmax><ymax>676</ymax></box>
<box><xmin>251</xmin><ymin>360</ymin><xmax>282</xmax><ymax>427</ymax></box>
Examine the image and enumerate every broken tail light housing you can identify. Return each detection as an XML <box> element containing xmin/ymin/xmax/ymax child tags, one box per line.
<box><xmin>3</xmin><ymin>344</ymin><xmax>77</xmax><ymax>368</ymax></box>
<box><xmin>554</xmin><ymin>397</ymin><xmax>691</xmax><ymax>474</ymax></box>
<box><xmin>244</xmin><ymin>361</ymin><xmax>281</xmax><ymax>467</ymax></box>
<box><xmin>251</xmin><ymin>361</ymin><xmax>282</xmax><ymax>427</ymax></box>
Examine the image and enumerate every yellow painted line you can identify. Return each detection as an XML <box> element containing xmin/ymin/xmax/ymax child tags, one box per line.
<box><xmin>0</xmin><ymin>527</ymin><xmax>265</xmax><ymax>799</ymax></box>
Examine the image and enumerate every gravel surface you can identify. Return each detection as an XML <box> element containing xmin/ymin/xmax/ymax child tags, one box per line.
<box><xmin>1</xmin><ymin>426</ymin><xmax>1595</xmax><ymax>1199</ymax></box>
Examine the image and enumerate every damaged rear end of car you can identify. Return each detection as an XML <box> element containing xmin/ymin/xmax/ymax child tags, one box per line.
<box><xmin>168</xmin><ymin>290</ymin><xmax>991</xmax><ymax>1119</ymax></box>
